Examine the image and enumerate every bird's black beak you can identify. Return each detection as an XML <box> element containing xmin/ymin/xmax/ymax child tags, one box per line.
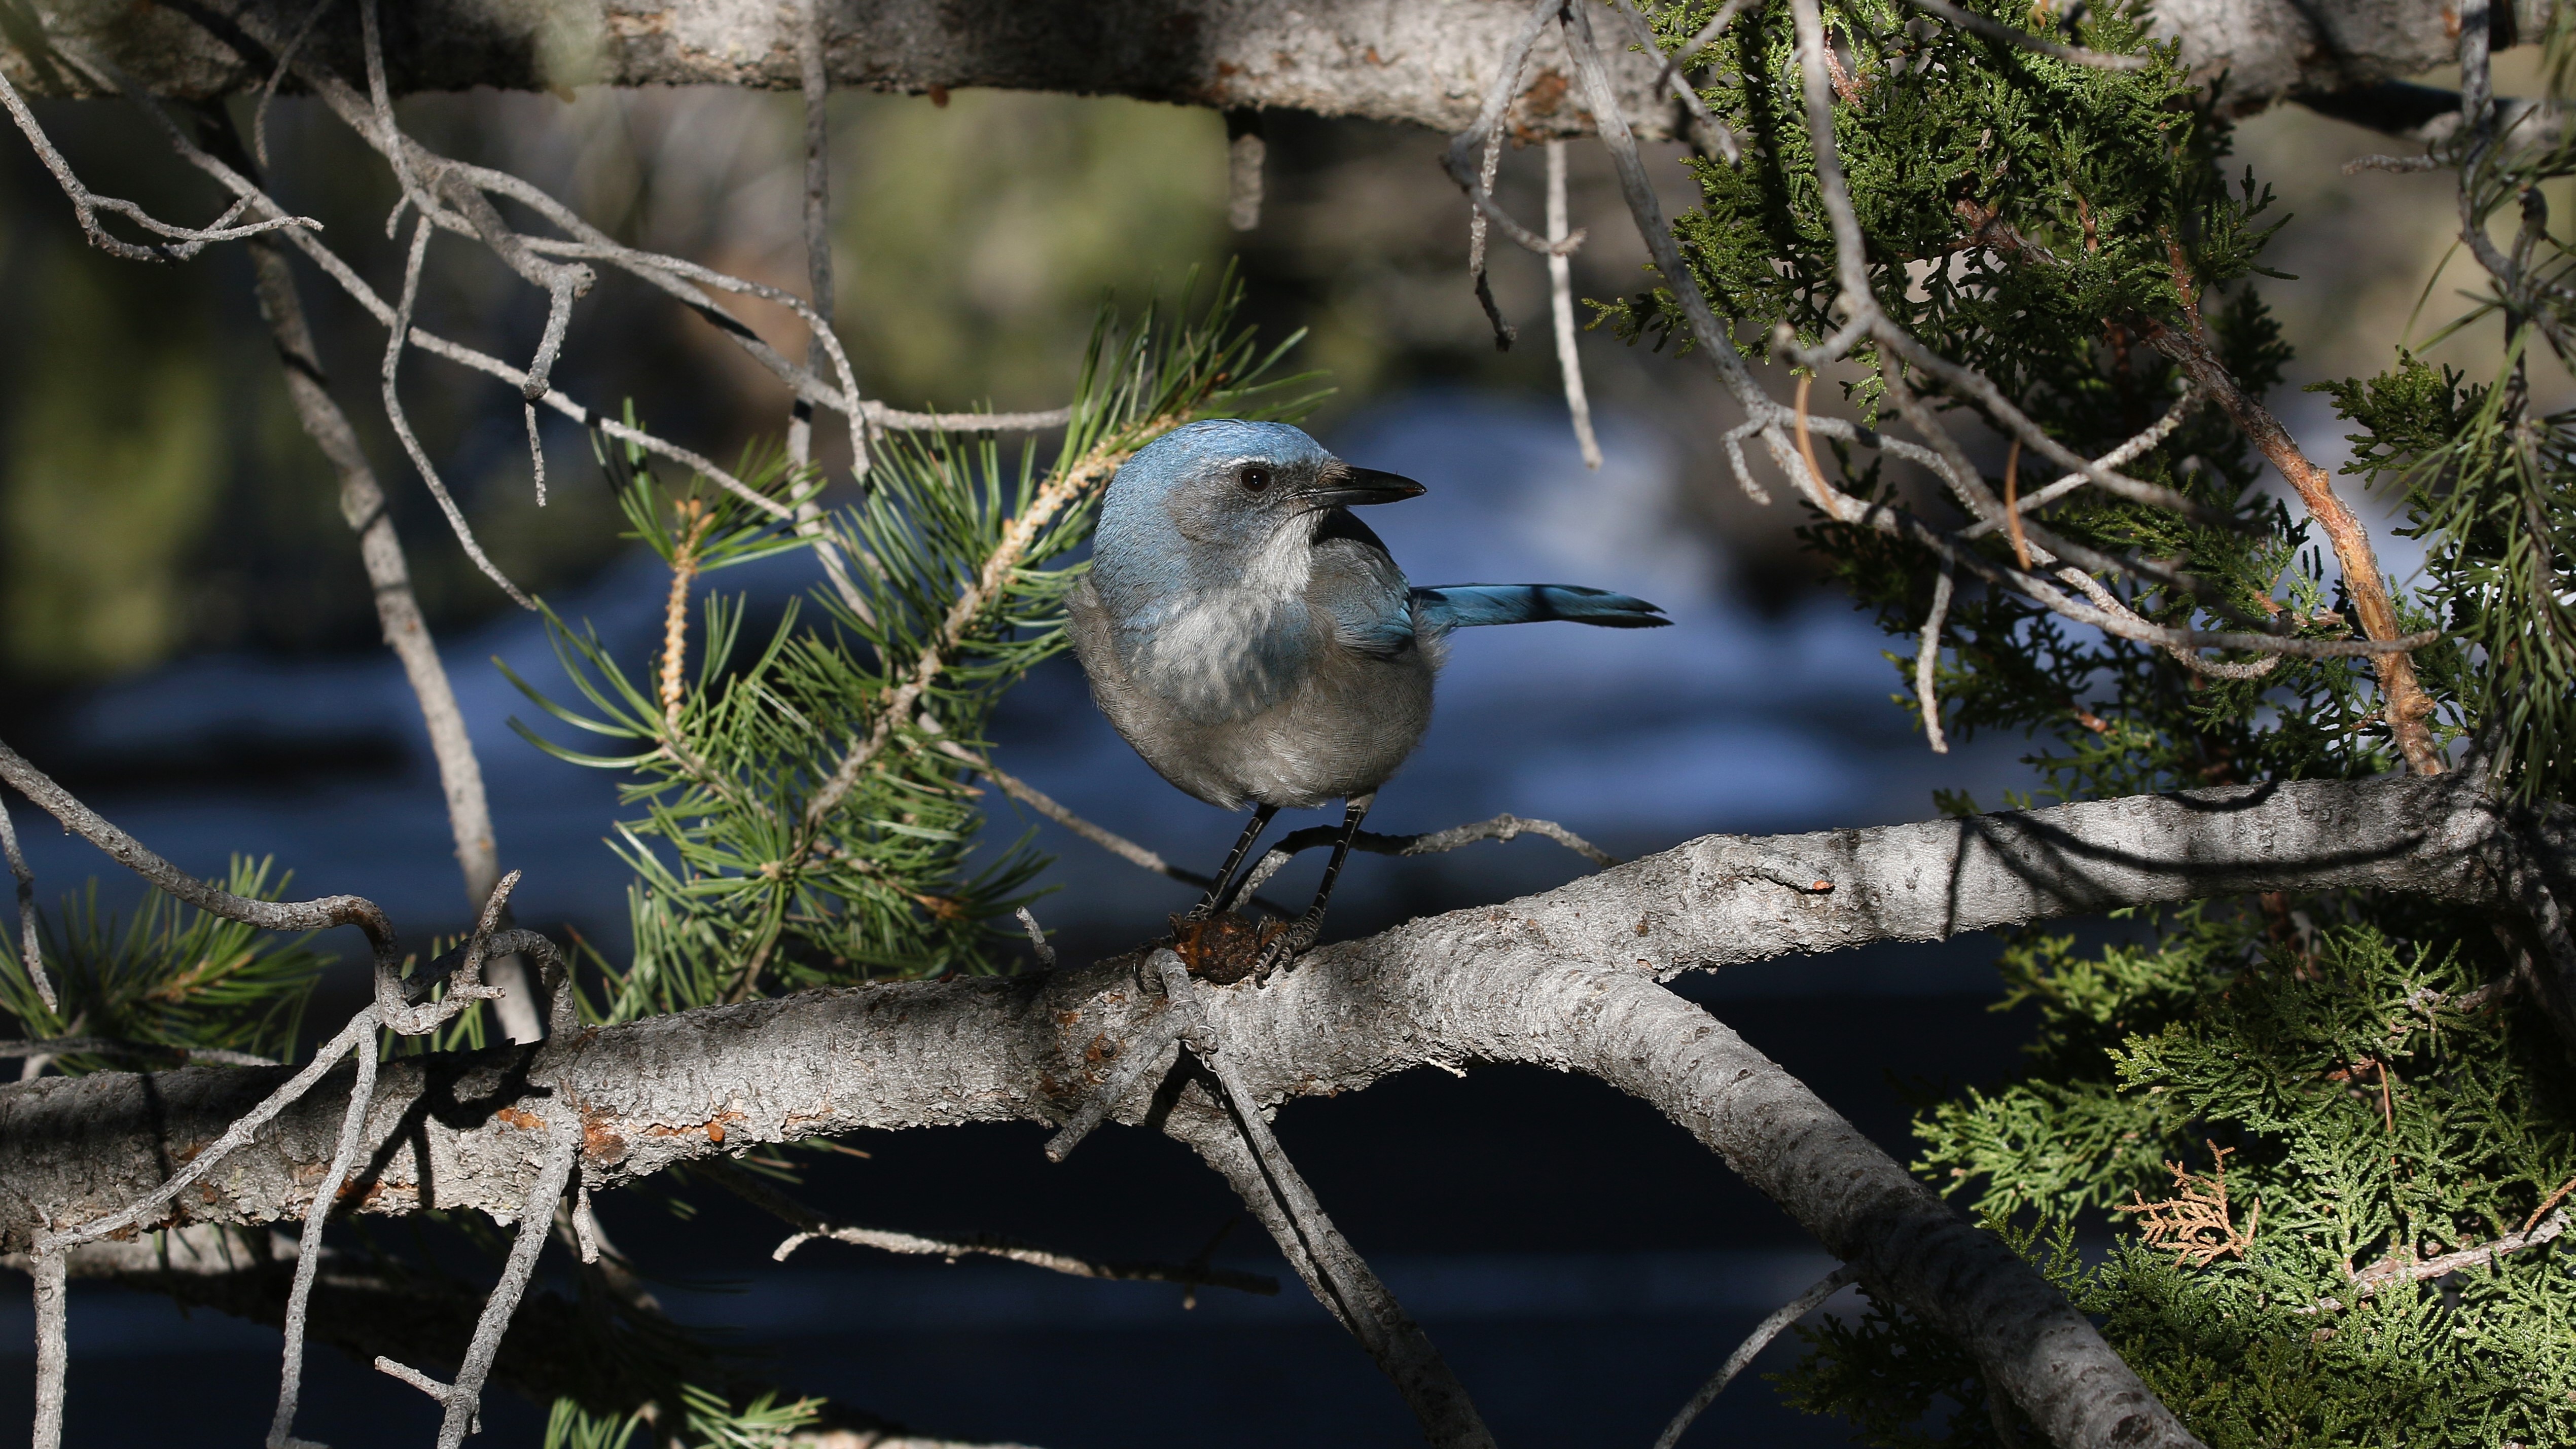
<box><xmin>1307</xmin><ymin>467</ymin><xmax>1426</xmax><ymax>509</ymax></box>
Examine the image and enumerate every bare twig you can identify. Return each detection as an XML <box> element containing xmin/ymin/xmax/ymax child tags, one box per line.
<box><xmin>266</xmin><ymin>1020</ymin><xmax>381</xmax><ymax>1449</ymax></box>
<box><xmin>1915</xmin><ymin>564</ymin><xmax>1954</xmax><ymax>755</ymax></box>
<box><xmin>791</xmin><ymin>0</ymin><xmax>840</xmax><ymax>477</ymax></box>
<box><xmin>1043</xmin><ymin>1005</ymin><xmax>1188</xmax><ymax>1163</ymax></box>
<box><xmin>380</xmin><ymin>214</ymin><xmax>536</xmax><ymax>608</ymax></box>
<box><xmin>31</xmin><ymin>1008</ymin><xmax>382</xmax><ymax>1260</ymax></box>
<box><xmin>1445</xmin><ymin>0</ymin><xmax>1589</xmax><ymax>270</ymax></box>
<box><xmin>1654</xmin><ymin>0</ymin><xmax>1758</xmax><ymax>95</ymax></box>
<box><xmin>1226</xmin><ymin>108</ymin><xmax>1266</xmax><ymax>230</ymax></box>
<box><xmin>239</xmin><ymin>226</ymin><xmax>545</xmax><ymax>1044</ymax></box>
<box><xmin>698</xmin><ymin>1157</ymin><xmax>1276</xmax><ymax>1295</ymax></box>
<box><xmin>0</xmin><ymin>1037</ymin><xmax>274</xmax><ymax>1066</ymax></box>
<box><xmin>1472</xmin><ymin>124</ymin><xmax>1519</xmax><ymax>351</ymax></box>
<box><xmin>1154</xmin><ymin>952</ymin><xmax>1496</xmax><ymax>1449</ymax></box>
<box><xmin>1901</xmin><ymin>0</ymin><xmax>2150</xmax><ymax>71</ymax></box>
<box><xmin>0</xmin><ymin>799</ymin><xmax>51</xmax><ymax>1013</ymax></box>
<box><xmin>1547</xmin><ymin>139</ymin><xmax>1602</xmax><ymax>468</ymax></box>
<box><xmin>1958</xmin><ymin>392</ymin><xmax>2197</xmax><ymax>537</ymax></box>
<box><xmin>433</xmin><ymin>1116</ymin><xmax>580</xmax><ymax>1449</ymax></box>
<box><xmin>1555</xmin><ymin>0</ymin><xmax>1771</xmax><ymax>424</ymax></box>
<box><xmin>355</xmin><ymin>0</ymin><xmax>426</xmax><ymax>230</ymax></box>
<box><xmin>1234</xmin><ymin>812</ymin><xmax>1618</xmax><ymax>901</ymax></box>
<box><xmin>251</xmin><ymin>0</ymin><xmax>336</xmax><ymax>167</ymax></box>
<box><xmin>0</xmin><ymin>68</ymin><xmax>319</xmax><ymax>262</ymax></box>
<box><xmin>1611</xmin><ymin>0</ymin><xmax>1740</xmax><ymax>162</ymax></box>
<box><xmin>2304</xmin><ymin>1208</ymin><xmax>2570</xmax><ymax>1313</ymax></box>
<box><xmin>939</xmin><ymin>742</ymin><xmax>1189</xmax><ymax>882</ymax></box>
<box><xmin>781</xmin><ymin>0</ymin><xmax>881</xmax><ymax>624</ymax></box>
<box><xmin>1014</xmin><ymin>907</ymin><xmax>1057</xmax><ymax>968</ymax></box>
<box><xmin>29</xmin><ymin>1251</ymin><xmax>65</xmax><ymax>1449</ymax></box>
<box><xmin>2054</xmin><ymin>566</ymin><xmax>2283</xmax><ymax>680</ymax></box>
<box><xmin>2346</xmin><ymin>153</ymin><xmax>2445</xmax><ymax>175</ymax></box>
<box><xmin>0</xmin><ymin>736</ymin><xmax>407</xmax><ymax>984</ymax></box>
<box><xmin>1652</xmin><ymin>1263</ymin><xmax>1860</xmax><ymax>1449</ymax></box>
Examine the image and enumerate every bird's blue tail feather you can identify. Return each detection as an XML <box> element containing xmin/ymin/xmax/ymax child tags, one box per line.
<box><xmin>1410</xmin><ymin>584</ymin><xmax>1669</xmax><ymax>631</ymax></box>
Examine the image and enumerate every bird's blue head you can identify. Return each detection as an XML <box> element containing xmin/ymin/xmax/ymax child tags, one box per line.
<box><xmin>1095</xmin><ymin>420</ymin><xmax>1423</xmax><ymax>583</ymax></box>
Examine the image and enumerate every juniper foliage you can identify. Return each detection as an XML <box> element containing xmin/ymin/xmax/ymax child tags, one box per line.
<box><xmin>1594</xmin><ymin>1</ymin><xmax>2576</xmax><ymax>1443</ymax></box>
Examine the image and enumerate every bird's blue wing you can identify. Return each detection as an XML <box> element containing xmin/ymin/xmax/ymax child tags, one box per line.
<box><xmin>1309</xmin><ymin>508</ymin><xmax>1419</xmax><ymax>659</ymax></box>
<box><xmin>1410</xmin><ymin>584</ymin><xmax>1670</xmax><ymax>633</ymax></box>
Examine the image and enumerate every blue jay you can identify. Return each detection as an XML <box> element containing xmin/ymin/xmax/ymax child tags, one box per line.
<box><xmin>1066</xmin><ymin>419</ymin><xmax>1668</xmax><ymax>966</ymax></box>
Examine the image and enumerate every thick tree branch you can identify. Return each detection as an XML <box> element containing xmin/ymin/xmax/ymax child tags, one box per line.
<box><xmin>7</xmin><ymin>0</ymin><xmax>2538</xmax><ymax>131</ymax></box>
<box><xmin>0</xmin><ymin>771</ymin><xmax>2546</xmax><ymax>1446</ymax></box>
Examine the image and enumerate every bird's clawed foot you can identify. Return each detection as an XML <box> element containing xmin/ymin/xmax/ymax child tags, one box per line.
<box><xmin>1247</xmin><ymin>919</ymin><xmax>1319</xmax><ymax>982</ymax></box>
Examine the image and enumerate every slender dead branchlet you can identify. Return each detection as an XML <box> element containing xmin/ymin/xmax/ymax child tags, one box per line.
<box><xmin>1915</xmin><ymin>564</ymin><xmax>1955</xmax><ymax>754</ymax></box>
<box><xmin>0</xmin><ymin>68</ymin><xmax>319</xmax><ymax>262</ymax></box>
<box><xmin>1546</xmin><ymin>139</ymin><xmax>1603</xmax><ymax>467</ymax></box>
<box><xmin>1611</xmin><ymin>0</ymin><xmax>1740</xmax><ymax>162</ymax></box>
<box><xmin>1154</xmin><ymin>952</ymin><xmax>1497</xmax><ymax>1449</ymax></box>
<box><xmin>1654</xmin><ymin>1262</ymin><xmax>1861</xmax><ymax>1449</ymax></box>
<box><xmin>1233</xmin><ymin>812</ymin><xmax>1618</xmax><ymax>901</ymax></box>
<box><xmin>1015</xmin><ymin>906</ymin><xmax>1058</xmax><ymax>968</ymax></box>
<box><xmin>380</xmin><ymin>215</ymin><xmax>536</xmax><ymax>608</ymax></box>
<box><xmin>702</xmin><ymin>1157</ymin><xmax>1276</xmax><ymax>1295</ymax></box>
<box><xmin>0</xmin><ymin>799</ymin><xmax>51</xmax><ymax>1013</ymax></box>
<box><xmin>1044</xmin><ymin>1005</ymin><xmax>1189</xmax><ymax>1163</ymax></box>
<box><xmin>1901</xmin><ymin>0</ymin><xmax>2150</xmax><ymax>70</ymax></box>
<box><xmin>1226</xmin><ymin>108</ymin><xmax>1266</xmax><ymax>230</ymax></box>
<box><xmin>1445</xmin><ymin>0</ymin><xmax>1589</xmax><ymax>283</ymax></box>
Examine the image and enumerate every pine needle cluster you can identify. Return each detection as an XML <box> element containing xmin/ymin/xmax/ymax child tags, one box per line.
<box><xmin>512</xmin><ymin>275</ymin><xmax>1314</xmax><ymax>1021</ymax></box>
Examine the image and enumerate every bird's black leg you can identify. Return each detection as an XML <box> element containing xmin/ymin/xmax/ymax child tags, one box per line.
<box><xmin>1258</xmin><ymin>792</ymin><xmax>1373</xmax><ymax>974</ymax></box>
<box><xmin>1189</xmin><ymin>803</ymin><xmax>1279</xmax><ymax>920</ymax></box>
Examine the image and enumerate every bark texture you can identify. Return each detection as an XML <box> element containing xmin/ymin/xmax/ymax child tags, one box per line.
<box><xmin>0</xmin><ymin>772</ymin><xmax>2548</xmax><ymax>1447</ymax></box>
<box><xmin>3</xmin><ymin>0</ymin><xmax>2551</xmax><ymax>131</ymax></box>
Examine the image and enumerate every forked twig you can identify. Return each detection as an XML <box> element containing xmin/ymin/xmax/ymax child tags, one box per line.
<box><xmin>1610</xmin><ymin>0</ymin><xmax>1741</xmax><ymax>161</ymax></box>
<box><xmin>0</xmin><ymin>68</ymin><xmax>319</xmax><ymax>262</ymax></box>
<box><xmin>380</xmin><ymin>213</ymin><xmax>536</xmax><ymax>608</ymax></box>
<box><xmin>430</xmin><ymin>1114</ymin><xmax>581</xmax><ymax>1448</ymax></box>
<box><xmin>1444</xmin><ymin>0</ymin><xmax>1590</xmax><ymax>270</ymax></box>
<box><xmin>1153</xmin><ymin>953</ymin><xmax>1496</xmax><ymax>1449</ymax></box>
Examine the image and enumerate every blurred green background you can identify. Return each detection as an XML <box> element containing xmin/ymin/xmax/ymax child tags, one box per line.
<box><xmin>0</xmin><ymin>83</ymin><xmax>1695</xmax><ymax>708</ymax></box>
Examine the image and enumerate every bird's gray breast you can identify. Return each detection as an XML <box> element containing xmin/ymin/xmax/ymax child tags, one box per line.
<box><xmin>1066</xmin><ymin>548</ymin><xmax>1436</xmax><ymax>811</ymax></box>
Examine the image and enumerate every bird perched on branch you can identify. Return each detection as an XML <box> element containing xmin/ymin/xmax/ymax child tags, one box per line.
<box><xmin>1067</xmin><ymin>418</ymin><xmax>1668</xmax><ymax>971</ymax></box>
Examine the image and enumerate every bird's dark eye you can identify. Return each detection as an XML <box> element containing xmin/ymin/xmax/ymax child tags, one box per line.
<box><xmin>1239</xmin><ymin>466</ymin><xmax>1272</xmax><ymax>493</ymax></box>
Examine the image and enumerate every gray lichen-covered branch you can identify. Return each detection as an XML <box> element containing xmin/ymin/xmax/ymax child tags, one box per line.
<box><xmin>1</xmin><ymin>771</ymin><xmax>2552</xmax><ymax>1449</ymax></box>
<box><xmin>2</xmin><ymin>0</ymin><xmax>2552</xmax><ymax>134</ymax></box>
